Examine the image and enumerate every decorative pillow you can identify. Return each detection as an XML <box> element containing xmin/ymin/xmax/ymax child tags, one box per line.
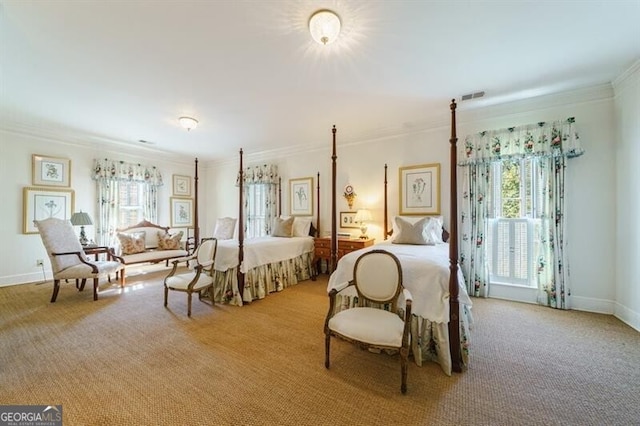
<box><xmin>213</xmin><ymin>217</ymin><xmax>237</xmax><ymax>240</ymax></box>
<box><xmin>426</xmin><ymin>215</ymin><xmax>445</xmax><ymax>244</ymax></box>
<box><xmin>157</xmin><ymin>231</ymin><xmax>183</xmax><ymax>250</ymax></box>
<box><xmin>292</xmin><ymin>217</ymin><xmax>312</xmax><ymax>237</ymax></box>
<box><xmin>392</xmin><ymin>217</ymin><xmax>435</xmax><ymax>245</ymax></box>
<box><xmin>117</xmin><ymin>232</ymin><xmax>146</xmax><ymax>255</ymax></box>
<box><xmin>272</xmin><ymin>216</ymin><xmax>294</xmax><ymax>237</ymax></box>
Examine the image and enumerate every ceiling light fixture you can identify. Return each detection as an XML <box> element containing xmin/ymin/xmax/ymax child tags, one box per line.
<box><xmin>308</xmin><ymin>9</ymin><xmax>341</xmax><ymax>45</ymax></box>
<box><xmin>179</xmin><ymin>116</ymin><xmax>198</xmax><ymax>131</ymax></box>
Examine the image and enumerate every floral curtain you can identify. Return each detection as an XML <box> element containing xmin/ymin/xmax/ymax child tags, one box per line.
<box><xmin>237</xmin><ymin>164</ymin><xmax>279</xmax><ymax>238</ymax></box>
<box><xmin>459</xmin><ymin>118</ymin><xmax>583</xmax><ymax>309</ymax></box>
<box><xmin>92</xmin><ymin>159</ymin><xmax>163</xmax><ymax>246</ymax></box>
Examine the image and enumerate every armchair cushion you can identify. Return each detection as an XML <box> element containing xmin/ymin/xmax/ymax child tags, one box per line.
<box><xmin>328</xmin><ymin>307</ymin><xmax>405</xmax><ymax>347</ymax></box>
<box><xmin>35</xmin><ymin>217</ymin><xmax>85</xmax><ymax>273</ymax></box>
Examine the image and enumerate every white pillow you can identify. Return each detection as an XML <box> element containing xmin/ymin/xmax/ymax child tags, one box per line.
<box><xmin>392</xmin><ymin>215</ymin><xmax>444</xmax><ymax>244</ymax></box>
<box><xmin>392</xmin><ymin>216</ymin><xmax>435</xmax><ymax>245</ymax></box>
<box><xmin>213</xmin><ymin>217</ymin><xmax>237</xmax><ymax>240</ymax></box>
<box><xmin>292</xmin><ymin>217</ymin><xmax>312</xmax><ymax>237</ymax></box>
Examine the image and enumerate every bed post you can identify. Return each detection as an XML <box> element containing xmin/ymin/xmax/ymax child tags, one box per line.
<box><xmin>316</xmin><ymin>172</ymin><xmax>320</xmax><ymax>238</ymax></box>
<box><xmin>193</xmin><ymin>157</ymin><xmax>199</xmax><ymax>251</ymax></box>
<box><xmin>330</xmin><ymin>125</ymin><xmax>337</xmax><ymax>273</ymax></box>
<box><xmin>448</xmin><ymin>99</ymin><xmax>462</xmax><ymax>373</ymax></box>
<box><xmin>384</xmin><ymin>163</ymin><xmax>388</xmax><ymax>240</ymax></box>
<box><xmin>238</xmin><ymin>149</ymin><xmax>245</xmax><ymax>298</ymax></box>
<box><xmin>278</xmin><ymin>176</ymin><xmax>282</xmax><ymax>216</ymax></box>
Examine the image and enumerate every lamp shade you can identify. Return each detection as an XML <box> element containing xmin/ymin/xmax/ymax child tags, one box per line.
<box><xmin>354</xmin><ymin>209</ymin><xmax>372</xmax><ymax>223</ymax></box>
<box><xmin>309</xmin><ymin>9</ymin><xmax>341</xmax><ymax>45</ymax></box>
<box><xmin>70</xmin><ymin>211</ymin><xmax>93</xmax><ymax>226</ymax></box>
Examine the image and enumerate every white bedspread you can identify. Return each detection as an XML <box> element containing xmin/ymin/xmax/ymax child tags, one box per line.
<box><xmin>215</xmin><ymin>236</ymin><xmax>314</xmax><ymax>273</ymax></box>
<box><xmin>327</xmin><ymin>241</ymin><xmax>472</xmax><ymax>323</ymax></box>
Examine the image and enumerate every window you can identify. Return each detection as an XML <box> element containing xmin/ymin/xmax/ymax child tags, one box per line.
<box><xmin>487</xmin><ymin>158</ymin><xmax>540</xmax><ymax>287</ymax></box>
<box><xmin>245</xmin><ymin>184</ymin><xmax>268</xmax><ymax>238</ymax></box>
<box><xmin>117</xmin><ymin>181</ymin><xmax>146</xmax><ymax>228</ymax></box>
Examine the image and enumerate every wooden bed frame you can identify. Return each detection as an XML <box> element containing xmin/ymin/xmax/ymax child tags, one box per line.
<box><xmin>328</xmin><ymin>100</ymin><xmax>463</xmax><ymax>373</ymax></box>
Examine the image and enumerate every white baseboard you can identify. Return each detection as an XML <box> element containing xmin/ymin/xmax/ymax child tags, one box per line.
<box><xmin>570</xmin><ymin>295</ymin><xmax>615</xmax><ymax>314</ymax></box>
<box><xmin>0</xmin><ymin>271</ymin><xmax>50</xmax><ymax>287</ymax></box>
<box><xmin>614</xmin><ymin>302</ymin><xmax>640</xmax><ymax>332</ymax></box>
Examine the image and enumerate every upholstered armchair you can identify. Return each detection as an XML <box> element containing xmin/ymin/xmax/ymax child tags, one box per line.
<box><xmin>164</xmin><ymin>238</ymin><xmax>218</xmax><ymax>316</ymax></box>
<box><xmin>324</xmin><ymin>249</ymin><xmax>413</xmax><ymax>394</ymax></box>
<box><xmin>34</xmin><ymin>218</ymin><xmax>124</xmax><ymax>302</ymax></box>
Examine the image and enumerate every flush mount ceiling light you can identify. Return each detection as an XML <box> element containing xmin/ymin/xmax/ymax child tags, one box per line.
<box><xmin>179</xmin><ymin>116</ymin><xmax>198</xmax><ymax>131</ymax></box>
<box><xmin>308</xmin><ymin>9</ymin><xmax>341</xmax><ymax>45</ymax></box>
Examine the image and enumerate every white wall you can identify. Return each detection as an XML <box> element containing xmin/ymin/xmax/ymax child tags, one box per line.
<box><xmin>2</xmin><ymin>78</ymin><xmax>638</xmax><ymax>329</ymax></box>
<box><xmin>613</xmin><ymin>61</ymin><xmax>640</xmax><ymax>331</ymax></box>
<box><xmin>203</xmin><ymin>85</ymin><xmax>621</xmax><ymax>316</ymax></box>
<box><xmin>0</xmin><ymin>132</ymin><xmax>198</xmax><ymax>286</ymax></box>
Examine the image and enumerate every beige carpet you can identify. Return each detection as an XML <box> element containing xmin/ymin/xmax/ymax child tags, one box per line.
<box><xmin>1</xmin><ymin>266</ymin><xmax>639</xmax><ymax>426</ymax></box>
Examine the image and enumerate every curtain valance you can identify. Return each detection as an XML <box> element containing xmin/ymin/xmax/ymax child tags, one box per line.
<box><xmin>459</xmin><ymin>117</ymin><xmax>584</xmax><ymax>165</ymax></box>
<box><xmin>237</xmin><ymin>164</ymin><xmax>279</xmax><ymax>186</ymax></box>
<box><xmin>92</xmin><ymin>158</ymin><xmax>164</xmax><ymax>187</ymax></box>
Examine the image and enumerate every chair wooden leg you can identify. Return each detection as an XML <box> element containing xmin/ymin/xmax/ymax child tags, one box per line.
<box><xmin>187</xmin><ymin>292</ymin><xmax>192</xmax><ymax>317</ymax></box>
<box><xmin>325</xmin><ymin>334</ymin><xmax>331</xmax><ymax>368</ymax></box>
<box><xmin>93</xmin><ymin>278</ymin><xmax>99</xmax><ymax>301</ymax></box>
<box><xmin>79</xmin><ymin>279</ymin><xmax>87</xmax><ymax>291</ymax></box>
<box><xmin>400</xmin><ymin>348</ymin><xmax>408</xmax><ymax>394</ymax></box>
<box><xmin>51</xmin><ymin>279</ymin><xmax>61</xmax><ymax>303</ymax></box>
<box><xmin>164</xmin><ymin>286</ymin><xmax>168</xmax><ymax>307</ymax></box>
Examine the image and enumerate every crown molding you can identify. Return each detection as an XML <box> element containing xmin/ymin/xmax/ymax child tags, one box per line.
<box><xmin>612</xmin><ymin>58</ymin><xmax>640</xmax><ymax>93</ymax></box>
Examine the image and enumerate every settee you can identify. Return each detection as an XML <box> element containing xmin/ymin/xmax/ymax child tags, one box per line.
<box><xmin>114</xmin><ymin>220</ymin><xmax>189</xmax><ymax>283</ymax></box>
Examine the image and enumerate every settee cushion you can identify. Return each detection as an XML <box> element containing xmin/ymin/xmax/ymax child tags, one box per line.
<box><xmin>158</xmin><ymin>231</ymin><xmax>183</xmax><ymax>250</ymax></box>
<box><xmin>117</xmin><ymin>232</ymin><xmax>146</xmax><ymax>254</ymax></box>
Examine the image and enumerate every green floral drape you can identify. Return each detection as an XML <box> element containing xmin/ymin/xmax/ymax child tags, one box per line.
<box><xmin>237</xmin><ymin>164</ymin><xmax>279</xmax><ymax>238</ymax></box>
<box><xmin>92</xmin><ymin>159</ymin><xmax>163</xmax><ymax>246</ymax></box>
<box><xmin>459</xmin><ymin>118</ymin><xmax>583</xmax><ymax>309</ymax></box>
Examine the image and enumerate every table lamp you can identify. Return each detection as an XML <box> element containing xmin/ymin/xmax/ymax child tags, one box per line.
<box><xmin>70</xmin><ymin>211</ymin><xmax>93</xmax><ymax>246</ymax></box>
<box><xmin>354</xmin><ymin>209</ymin><xmax>372</xmax><ymax>239</ymax></box>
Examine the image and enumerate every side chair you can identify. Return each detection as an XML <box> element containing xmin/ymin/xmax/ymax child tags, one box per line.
<box><xmin>163</xmin><ymin>237</ymin><xmax>218</xmax><ymax>317</ymax></box>
<box><xmin>324</xmin><ymin>249</ymin><xmax>413</xmax><ymax>394</ymax></box>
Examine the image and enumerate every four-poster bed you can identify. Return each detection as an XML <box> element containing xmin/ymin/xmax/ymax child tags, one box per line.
<box><xmin>326</xmin><ymin>100</ymin><xmax>471</xmax><ymax>375</ymax></box>
<box><xmin>198</xmin><ymin>149</ymin><xmax>319</xmax><ymax>306</ymax></box>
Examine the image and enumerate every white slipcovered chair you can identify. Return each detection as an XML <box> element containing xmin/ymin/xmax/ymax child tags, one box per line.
<box><xmin>163</xmin><ymin>238</ymin><xmax>218</xmax><ymax>317</ymax></box>
<box><xmin>34</xmin><ymin>218</ymin><xmax>124</xmax><ymax>302</ymax></box>
<box><xmin>324</xmin><ymin>249</ymin><xmax>413</xmax><ymax>394</ymax></box>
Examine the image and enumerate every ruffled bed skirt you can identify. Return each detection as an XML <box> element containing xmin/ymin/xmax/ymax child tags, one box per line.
<box><xmin>333</xmin><ymin>292</ymin><xmax>472</xmax><ymax>376</ymax></box>
<box><xmin>210</xmin><ymin>251</ymin><xmax>315</xmax><ymax>306</ymax></box>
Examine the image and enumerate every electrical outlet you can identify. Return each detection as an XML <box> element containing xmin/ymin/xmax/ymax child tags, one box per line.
<box><xmin>36</xmin><ymin>259</ymin><xmax>44</xmax><ymax>266</ymax></box>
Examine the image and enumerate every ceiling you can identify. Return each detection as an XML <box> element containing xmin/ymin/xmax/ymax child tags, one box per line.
<box><xmin>1</xmin><ymin>0</ymin><xmax>639</xmax><ymax>162</ymax></box>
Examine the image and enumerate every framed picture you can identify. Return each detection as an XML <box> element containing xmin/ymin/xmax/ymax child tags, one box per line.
<box><xmin>170</xmin><ymin>197</ymin><xmax>194</xmax><ymax>227</ymax></box>
<box><xmin>399</xmin><ymin>163</ymin><xmax>441</xmax><ymax>215</ymax></box>
<box><xmin>23</xmin><ymin>187</ymin><xmax>75</xmax><ymax>234</ymax></box>
<box><xmin>172</xmin><ymin>174</ymin><xmax>191</xmax><ymax>197</ymax></box>
<box><xmin>339</xmin><ymin>211</ymin><xmax>358</xmax><ymax>229</ymax></box>
<box><xmin>289</xmin><ymin>176</ymin><xmax>313</xmax><ymax>216</ymax></box>
<box><xmin>32</xmin><ymin>154</ymin><xmax>71</xmax><ymax>187</ymax></box>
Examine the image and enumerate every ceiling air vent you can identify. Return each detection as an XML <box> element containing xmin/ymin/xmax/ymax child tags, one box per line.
<box><xmin>460</xmin><ymin>91</ymin><xmax>485</xmax><ymax>101</ymax></box>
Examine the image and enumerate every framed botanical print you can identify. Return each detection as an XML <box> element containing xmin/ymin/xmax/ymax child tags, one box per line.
<box><xmin>339</xmin><ymin>211</ymin><xmax>358</xmax><ymax>229</ymax></box>
<box><xmin>23</xmin><ymin>187</ymin><xmax>75</xmax><ymax>234</ymax></box>
<box><xmin>172</xmin><ymin>174</ymin><xmax>191</xmax><ymax>197</ymax></box>
<box><xmin>399</xmin><ymin>163</ymin><xmax>440</xmax><ymax>215</ymax></box>
<box><xmin>32</xmin><ymin>154</ymin><xmax>71</xmax><ymax>187</ymax></box>
<box><xmin>289</xmin><ymin>177</ymin><xmax>313</xmax><ymax>216</ymax></box>
<box><xmin>170</xmin><ymin>197</ymin><xmax>194</xmax><ymax>227</ymax></box>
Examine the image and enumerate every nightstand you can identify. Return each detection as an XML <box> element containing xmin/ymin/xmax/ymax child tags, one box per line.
<box><xmin>314</xmin><ymin>237</ymin><xmax>375</xmax><ymax>274</ymax></box>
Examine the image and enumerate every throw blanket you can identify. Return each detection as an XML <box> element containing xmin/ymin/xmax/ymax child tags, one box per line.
<box><xmin>215</xmin><ymin>236</ymin><xmax>314</xmax><ymax>273</ymax></box>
